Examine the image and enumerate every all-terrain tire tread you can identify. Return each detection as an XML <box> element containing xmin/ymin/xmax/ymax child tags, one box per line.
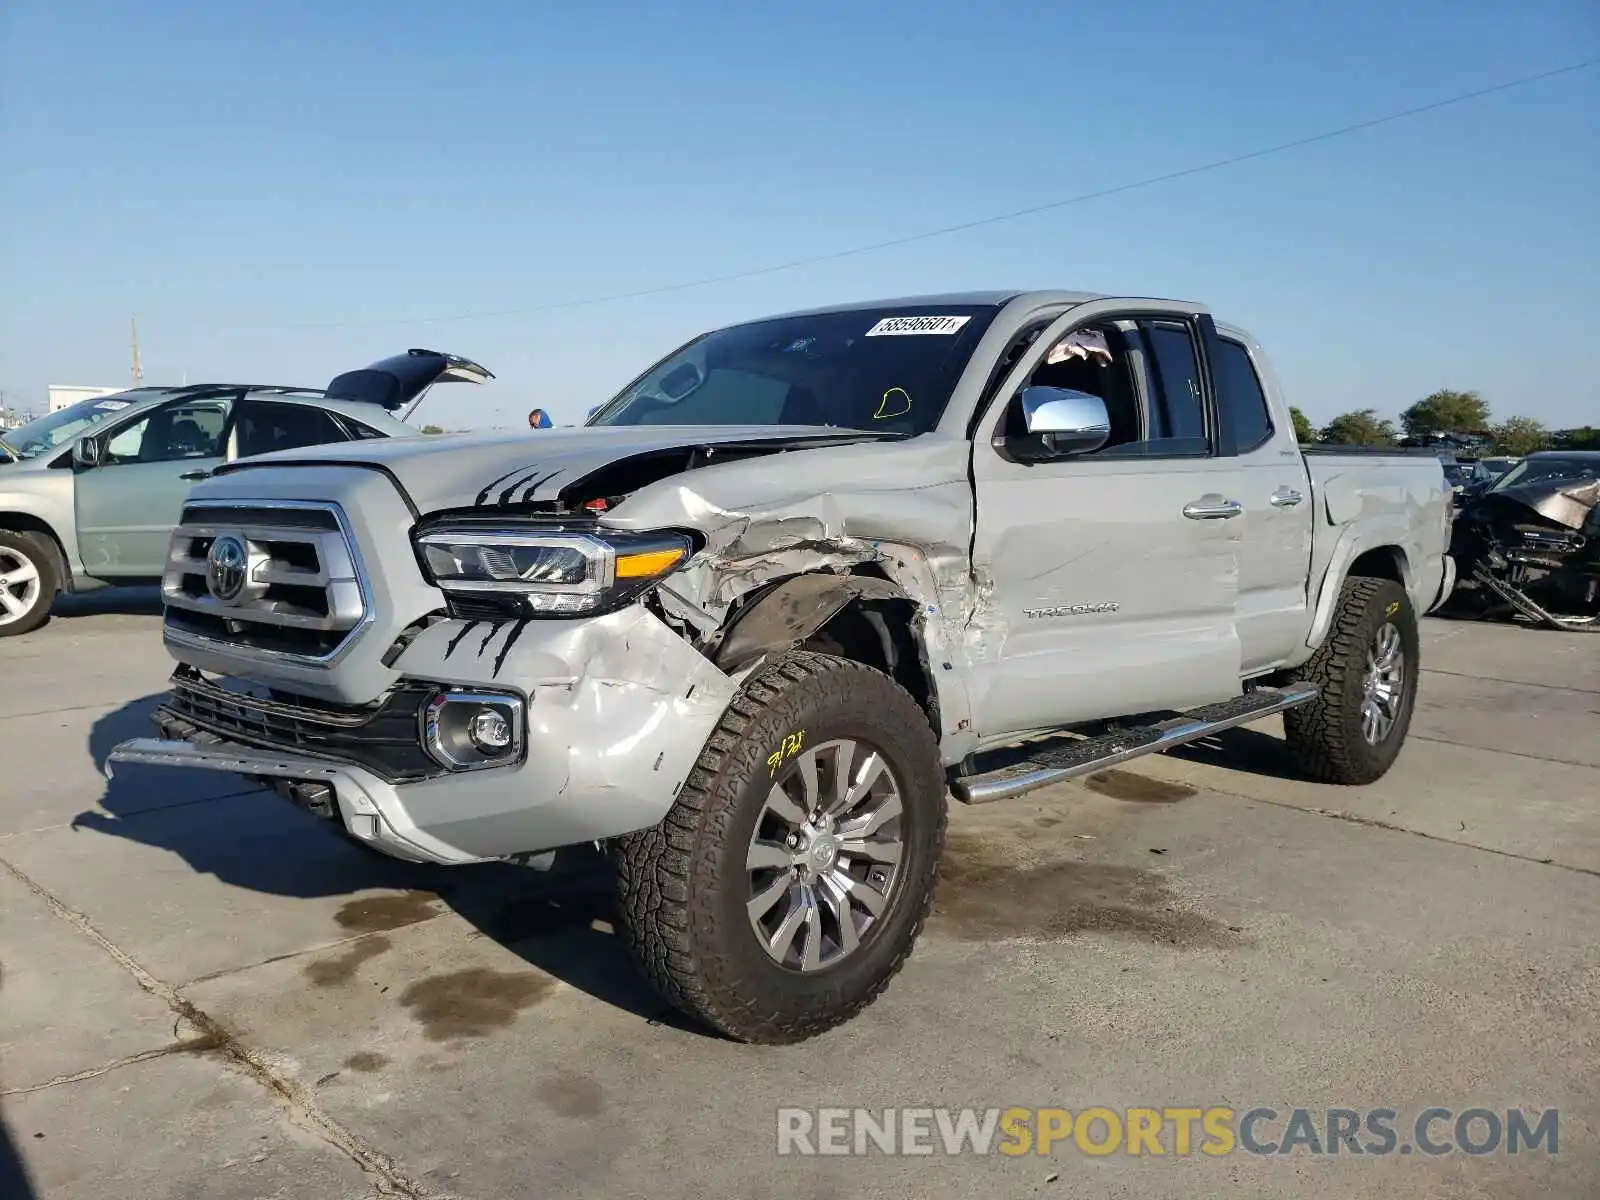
<box><xmin>1282</xmin><ymin>575</ymin><xmax>1413</xmax><ymax>785</ymax></box>
<box><xmin>613</xmin><ymin>651</ymin><xmax>945</xmax><ymax>1044</ymax></box>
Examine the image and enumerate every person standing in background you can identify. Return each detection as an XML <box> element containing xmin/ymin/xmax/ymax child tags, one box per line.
<box><xmin>527</xmin><ymin>408</ymin><xmax>551</xmax><ymax>429</ymax></box>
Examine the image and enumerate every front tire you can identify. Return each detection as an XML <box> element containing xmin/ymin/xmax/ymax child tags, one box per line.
<box><xmin>0</xmin><ymin>531</ymin><xmax>57</xmax><ymax>638</ymax></box>
<box><xmin>1284</xmin><ymin>576</ymin><xmax>1419</xmax><ymax>784</ymax></box>
<box><xmin>614</xmin><ymin>651</ymin><xmax>947</xmax><ymax>1044</ymax></box>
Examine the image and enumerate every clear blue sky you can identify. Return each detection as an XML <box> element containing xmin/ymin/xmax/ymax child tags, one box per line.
<box><xmin>2</xmin><ymin>0</ymin><xmax>1596</xmax><ymax>429</ymax></box>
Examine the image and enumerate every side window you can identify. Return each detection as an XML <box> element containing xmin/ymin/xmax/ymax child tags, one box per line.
<box><xmin>1213</xmin><ymin>339</ymin><xmax>1274</xmax><ymax>451</ymax></box>
<box><xmin>235</xmin><ymin>402</ymin><xmax>348</xmax><ymax>458</ymax></box>
<box><xmin>1009</xmin><ymin>323</ymin><xmax>1143</xmax><ymax>449</ymax></box>
<box><xmin>102</xmin><ymin>400</ymin><xmax>230</xmax><ymax>465</ymax></box>
<box><xmin>1141</xmin><ymin>321</ymin><xmax>1207</xmax><ymax>446</ymax></box>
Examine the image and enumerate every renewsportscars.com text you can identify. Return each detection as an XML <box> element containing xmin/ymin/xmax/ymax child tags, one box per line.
<box><xmin>776</xmin><ymin>1106</ymin><xmax>1559</xmax><ymax>1158</ymax></box>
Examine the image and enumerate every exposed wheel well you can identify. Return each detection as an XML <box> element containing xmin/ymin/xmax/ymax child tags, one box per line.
<box><xmin>1346</xmin><ymin>545</ymin><xmax>1406</xmax><ymax>586</ymax></box>
<box><xmin>0</xmin><ymin>514</ymin><xmax>69</xmax><ymax>588</ymax></box>
<box><xmin>802</xmin><ymin>598</ymin><xmax>941</xmax><ymax>740</ymax></box>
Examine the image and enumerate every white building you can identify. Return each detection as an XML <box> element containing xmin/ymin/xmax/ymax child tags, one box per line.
<box><xmin>48</xmin><ymin>385</ymin><xmax>124</xmax><ymax>413</ymax></box>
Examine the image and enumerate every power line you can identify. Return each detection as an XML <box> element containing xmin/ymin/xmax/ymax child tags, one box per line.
<box><xmin>260</xmin><ymin>57</ymin><xmax>1598</xmax><ymax>332</ymax></box>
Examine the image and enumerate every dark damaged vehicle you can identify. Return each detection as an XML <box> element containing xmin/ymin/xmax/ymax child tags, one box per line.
<box><xmin>109</xmin><ymin>291</ymin><xmax>1454</xmax><ymax>1043</ymax></box>
<box><xmin>1447</xmin><ymin>450</ymin><xmax>1600</xmax><ymax>630</ymax></box>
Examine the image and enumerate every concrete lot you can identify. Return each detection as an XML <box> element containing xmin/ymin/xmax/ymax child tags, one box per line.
<box><xmin>1</xmin><ymin>591</ymin><xmax>1596</xmax><ymax>1199</ymax></box>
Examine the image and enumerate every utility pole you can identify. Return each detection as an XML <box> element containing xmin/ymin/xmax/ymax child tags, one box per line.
<box><xmin>130</xmin><ymin>317</ymin><xmax>143</xmax><ymax>386</ymax></box>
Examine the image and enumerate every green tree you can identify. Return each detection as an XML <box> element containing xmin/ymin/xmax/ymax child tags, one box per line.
<box><xmin>1288</xmin><ymin>406</ymin><xmax>1316</xmax><ymax>444</ymax></box>
<box><xmin>1488</xmin><ymin>416</ymin><xmax>1549</xmax><ymax>457</ymax></box>
<box><xmin>1400</xmin><ymin>389</ymin><xmax>1490</xmax><ymax>437</ymax></box>
<box><xmin>1561</xmin><ymin>426</ymin><xmax>1600</xmax><ymax>450</ymax></box>
<box><xmin>420</xmin><ymin>424</ymin><xmax>446</xmax><ymax>435</ymax></box>
<box><xmin>1319</xmin><ymin>409</ymin><xmax>1398</xmax><ymax>446</ymax></box>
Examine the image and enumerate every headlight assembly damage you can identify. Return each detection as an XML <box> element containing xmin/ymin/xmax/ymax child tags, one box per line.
<box><xmin>415</xmin><ymin>521</ymin><xmax>694</xmax><ymax>617</ymax></box>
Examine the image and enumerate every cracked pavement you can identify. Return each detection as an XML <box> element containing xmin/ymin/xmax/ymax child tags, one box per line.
<box><xmin>1</xmin><ymin>589</ymin><xmax>1596</xmax><ymax>1198</ymax></box>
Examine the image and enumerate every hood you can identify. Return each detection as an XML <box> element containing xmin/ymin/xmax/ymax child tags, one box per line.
<box><xmin>213</xmin><ymin>424</ymin><xmax>899</xmax><ymax>514</ymax></box>
<box><xmin>1476</xmin><ymin>478</ymin><xmax>1600</xmax><ymax>531</ymax></box>
<box><xmin>323</xmin><ymin>349</ymin><xmax>493</xmax><ymax>412</ymax></box>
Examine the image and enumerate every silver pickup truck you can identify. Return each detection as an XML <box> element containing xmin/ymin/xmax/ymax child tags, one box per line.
<box><xmin>109</xmin><ymin>291</ymin><xmax>1455</xmax><ymax>1043</ymax></box>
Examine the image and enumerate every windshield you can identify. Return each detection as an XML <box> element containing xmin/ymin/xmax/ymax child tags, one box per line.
<box><xmin>1490</xmin><ymin>456</ymin><xmax>1600</xmax><ymax>493</ymax></box>
<box><xmin>0</xmin><ymin>390</ymin><xmax>164</xmax><ymax>460</ymax></box>
<box><xmin>586</xmin><ymin>304</ymin><xmax>1002</xmax><ymax>435</ymax></box>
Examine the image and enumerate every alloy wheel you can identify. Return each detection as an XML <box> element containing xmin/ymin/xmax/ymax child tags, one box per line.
<box><xmin>0</xmin><ymin>545</ymin><xmax>42</xmax><ymax>627</ymax></box>
<box><xmin>745</xmin><ymin>738</ymin><xmax>906</xmax><ymax>972</ymax></box>
<box><xmin>1360</xmin><ymin>622</ymin><xmax>1405</xmax><ymax>744</ymax></box>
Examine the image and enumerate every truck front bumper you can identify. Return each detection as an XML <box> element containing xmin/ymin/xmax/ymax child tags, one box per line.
<box><xmin>106</xmin><ymin>606</ymin><xmax>743</xmax><ymax>866</ymax></box>
<box><xmin>1425</xmin><ymin>554</ymin><xmax>1458</xmax><ymax>614</ymax></box>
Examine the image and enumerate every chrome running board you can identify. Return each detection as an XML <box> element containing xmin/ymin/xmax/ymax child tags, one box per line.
<box><xmin>951</xmin><ymin>683</ymin><xmax>1318</xmax><ymax>805</ymax></box>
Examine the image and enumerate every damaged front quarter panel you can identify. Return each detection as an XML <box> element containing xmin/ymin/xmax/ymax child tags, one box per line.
<box><xmin>598</xmin><ymin>435</ymin><xmax>984</xmax><ymax>761</ymax></box>
<box><xmin>385</xmin><ymin>605</ymin><xmax>744</xmax><ymax>855</ymax></box>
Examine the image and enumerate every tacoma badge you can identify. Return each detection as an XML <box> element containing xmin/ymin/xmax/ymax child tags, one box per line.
<box><xmin>1023</xmin><ymin>602</ymin><xmax>1120</xmax><ymax>619</ymax></box>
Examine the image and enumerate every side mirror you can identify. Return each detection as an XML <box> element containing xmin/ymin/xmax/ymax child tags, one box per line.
<box><xmin>72</xmin><ymin>435</ymin><xmax>105</xmax><ymax>470</ymax></box>
<box><xmin>1011</xmin><ymin>387</ymin><xmax>1110</xmax><ymax>458</ymax></box>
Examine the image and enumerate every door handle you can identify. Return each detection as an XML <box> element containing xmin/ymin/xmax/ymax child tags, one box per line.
<box><xmin>179</xmin><ymin>470</ymin><xmax>212</xmax><ymax>482</ymax></box>
<box><xmin>1183</xmin><ymin>498</ymin><xmax>1243</xmax><ymax>520</ymax></box>
<box><xmin>1269</xmin><ymin>488</ymin><xmax>1305</xmax><ymax>508</ymax></box>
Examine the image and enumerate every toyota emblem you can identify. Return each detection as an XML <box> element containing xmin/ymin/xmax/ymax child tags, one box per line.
<box><xmin>205</xmin><ymin>535</ymin><xmax>249</xmax><ymax>603</ymax></box>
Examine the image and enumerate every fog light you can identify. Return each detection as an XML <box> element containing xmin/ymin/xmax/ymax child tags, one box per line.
<box><xmin>468</xmin><ymin>708</ymin><xmax>513</xmax><ymax>753</ymax></box>
<box><xmin>422</xmin><ymin>690</ymin><xmax>525</xmax><ymax>771</ymax></box>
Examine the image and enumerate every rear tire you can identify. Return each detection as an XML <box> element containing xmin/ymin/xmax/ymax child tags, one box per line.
<box><xmin>614</xmin><ymin>651</ymin><xmax>946</xmax><ymax>1044</ymax></box>
<box><xmin>0</xmin><ymin>531</ymin><xmax>57</xmax><ymax>638</ymax></box>
<box><xmin>1284</xmin><ymin>576</ymin><xmax>1419</xmax><ymax>784</ymax></box>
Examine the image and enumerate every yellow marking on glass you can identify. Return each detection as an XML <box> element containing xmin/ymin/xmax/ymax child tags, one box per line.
<box><xmin>874</xmin><ymin>387</ymin><xmax>912</xmax><ymax>419</ymax></box>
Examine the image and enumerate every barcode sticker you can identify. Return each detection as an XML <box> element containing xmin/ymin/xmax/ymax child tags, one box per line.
<box><xmin>864</xmin><ymin>315</ymin><xmax>972</xmax><ymax>337</ymax></box>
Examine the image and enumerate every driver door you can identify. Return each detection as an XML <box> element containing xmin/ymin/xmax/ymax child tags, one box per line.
<box><xmin>965</xmin><ymin>303</ymin><xmax>1243</xmax><ymax>741</ymax></box>
<box><xmin>74</xmin><ymin>397</ymin><xmax>232</xmax><ymax>576</ymax></box>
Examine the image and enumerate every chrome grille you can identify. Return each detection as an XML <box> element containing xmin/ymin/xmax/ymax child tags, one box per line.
<box><xmin>158</xmin><ymin>666</ymin><xmax>441</xmax><ymax>782</ymax></box>
<box><xmin>162</xmin><ymin>500</ymin><xmax>369</xmax><ymax>663</ymax></box>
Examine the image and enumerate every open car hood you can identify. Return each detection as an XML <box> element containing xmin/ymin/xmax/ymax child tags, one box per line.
<box><xmin>323</xmin><ymin>349</ymin><xmax>494</xmax><ymax>411</ymax></box>
<box><xmin>1475</xmin><ymin>478</ymin><xmax>1600</xmax><ymax>531</ymax></box>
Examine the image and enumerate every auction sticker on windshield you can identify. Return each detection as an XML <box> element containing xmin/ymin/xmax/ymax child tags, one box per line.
<box><xmin>864</xmin><ymin>315</ymin><xmax>972</xmax><ymax>337</ymax></box>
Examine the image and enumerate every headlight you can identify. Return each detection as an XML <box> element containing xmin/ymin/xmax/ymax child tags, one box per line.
<box><xmin>414</xmin><ymin>522</ymin><xmax>693</xmax><ymax>617</ymax></box>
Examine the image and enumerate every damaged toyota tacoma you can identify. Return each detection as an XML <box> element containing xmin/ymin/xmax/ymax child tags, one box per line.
<box><xmin>109</xmin><ymin>291</ymin><xmax>1455</xmax><ymax>1043</ymax></box>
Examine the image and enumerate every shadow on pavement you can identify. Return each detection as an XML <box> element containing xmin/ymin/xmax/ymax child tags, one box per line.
<box><xmin>0</xmin><ymin>1106</ymin><xmax>37</xmax><ymax>1200</ymax></box>
<box><xmin>51</xmin><ymin>586</ymin><xmax>165</xmax><ymax>620</ymax></box>
<box><xmin>1</xmin><ymin>967</ymin><xmax>40</xmax><ymax>1200</ymax></box>
<box><xmin>1157</xmin><ymin>725</ymin><xmax>1310</xmax><ymax>781</ymax></box>
<box><xmin>78</xmin><ymin>696</ymin><xmax>695</xmax><ymax>1032</ymax></box>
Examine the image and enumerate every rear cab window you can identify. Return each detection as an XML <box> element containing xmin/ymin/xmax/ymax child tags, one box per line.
<box><xmin>1211</xmin><ymin>338</ymin><xmax>1275</xmax><ymax>451</ymax></box>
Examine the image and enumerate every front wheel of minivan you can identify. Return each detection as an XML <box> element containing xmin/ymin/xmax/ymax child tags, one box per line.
<box><xmin>0</xmin><ymin>531</ymin><xmax>57</xmax><ymax>638</ymax></box>
<box><xmin>614</xmin><ymin>651</ymin><xmax>947</xmax><ymax>1044</ymax></box>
